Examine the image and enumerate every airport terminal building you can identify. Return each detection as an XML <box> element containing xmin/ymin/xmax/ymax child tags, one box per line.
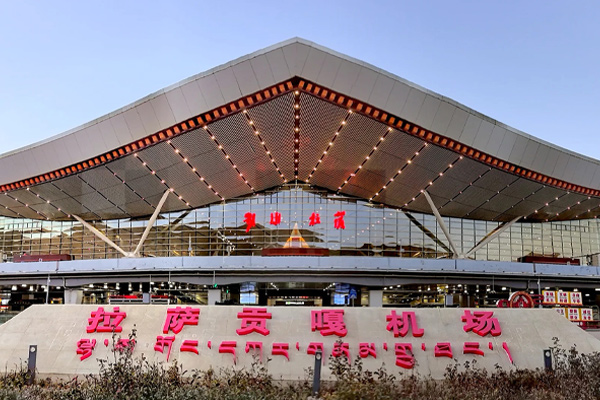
<box><xmin>1</xmin><ymin>39</ymin><xmax>600</xmax><ymax>313</ymax></box>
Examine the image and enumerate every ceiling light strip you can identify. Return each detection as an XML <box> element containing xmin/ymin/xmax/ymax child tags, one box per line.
<box><xmin>133</xmin><ymin>153</ymin><xmax>192</xmax><ymax>207</ymax></box>
<box><xmin>297</xmin><ymin>79</ymin><xmax>600</xmax><ymax>199</ymax></box>
<box><xmin>337</xmin><ymin>125</ymin><xmax>393</xmax><ymax>192</ymax></box>
<box><xmin>464</xmin><ymin>174</ymin><xmax>523</xmax><ymax>222</ymax></box>
<box><xmin>2</xmin><ymin>76</ymin><xmax>597</xmax><ymax>203</ymax></box>
<box><xmin>305</xmin><ymin>110</ymin><xmax>353</xmax><ymax>182</ymax></box>
<box><xmin>240</xmin><ymin>110</ymin><xmax>287</xmax><ymax>183</ymax></box>
<box><xmin>4</xmin><ymin>191</ymin><xmax>52</xmax><ymax>220</ymax></box>
<box><xmin>401</xmin><ymin>154</ymin><xmax>463</xmax><ymax>208</ymax></box>
<box><xmin>25</xmin><ymin>187</ymin><xmax>73</xmax><ymax>219</ymax></box>
<box><xmin>497</xmin><ymin>185</ymin><xmax>579</xmax><ymax>222</ymax></box>
<box><xmin>164</xmin><ymin>140</ymin><xmax>226</xmax><ymax>200</ymax></box>
<box><xmin>532</xmin><ymin>192</ymin><xmax>592</xmax><ymax>221</ymax></box>
<box><xmin>0</xmin><ymin>80</ymin><xmax>295</xmax><ymax>194</ymax></box>
<box><xmin>104</xmin><ymin>166</ymin><xmax>155</xmax><ymax>209</ymax></box>
<box><xmin>569</xmin><ymin>197</ymin><xmax>600</xmax><ymax>219</ymax></box>
<box><xmin>49</xmin><ymin>182</ymin><xmax>101</xmax><ymax>219</ymax></box>
<box><xmin>554</xmin><ymin>197</ymin><xmax>585</xmax><ymax>220</ymax></box>
<box><xmin>76</xmin><ymin>175</ymin><xmax>129</xmax><ymax>215</ymax></box>
<box><xmin>294</xmin><ymin>89</ymin><xmax>300</xmax><ymax>178</ymax></box>
<box><xmin>537</xmin><ymin>193</ymin><xmax>570</xmax><ymax>220</ymax></box>
<box><xmin>197</xmin><ymin>127</ymin><xmax>256</xmax><ymax>192</ymax></box>
<box><xmin>368</xmin><ymin>143</ymin><xmax>429</xmax><ymax>202</ymax></box>
<box><xmin>1</xmin><ymin>193</ymin><xmax>34</xmax><ymax>219</ymax></box>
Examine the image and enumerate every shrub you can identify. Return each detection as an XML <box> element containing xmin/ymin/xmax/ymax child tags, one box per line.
<box><xmin>2</xmin><ymin>335</ymin><xmax>600</xmax><ymax>399</ymax></box>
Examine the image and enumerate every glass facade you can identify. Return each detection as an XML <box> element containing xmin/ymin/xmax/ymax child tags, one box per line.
<box><xmin>0</xmin><ymin>184</ymin><xmax>598</xmax><ymax>264</ymax></box>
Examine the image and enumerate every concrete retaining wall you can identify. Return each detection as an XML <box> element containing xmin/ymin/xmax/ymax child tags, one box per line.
<box><xmin>0</xmin><ymin>305</ymin><xmax>598</xmax><ymax>380</ymax></box>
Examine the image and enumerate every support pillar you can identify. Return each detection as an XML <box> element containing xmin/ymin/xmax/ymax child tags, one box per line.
<box><xmin>368</xmin><ymin>289</ymin><xmax>383</xmax><ymax>307</ymax></box>
<box><xmin>141</xmin><ymin>282</ymin><xmax>151</xmax><ymax>304</ymax></box>
<box><xmin>73</xmin><ymin>190</ymin><xmax>171</xmax><ymax>258</ymax></box>
<box><xmin>64</xmin><ymin>289</ymin><xmax>83</xmax><ymax>304</ymax></box>
<box><xmin>208</xmin><ymin>289</ymin><xmax>222</xmax><ymax>305</ymax></box>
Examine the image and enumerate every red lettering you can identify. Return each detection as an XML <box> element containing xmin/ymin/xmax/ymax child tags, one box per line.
<box><xmin>333</xmin><ymin>211</ymin><xmax>346</xmax><ymax>229</ymax></box>
<box><xmin>163</xmin><ymin>307</ymin><xmax>200</xmax><ymax>334</ymax></box>
<box><xmin>86</xmin><ymin>307</ymin><xmax>127</xmax><ymax>333</ymax></box>
<box><xmin>311</xmin><ymin>309</ymin><xmax>347</xmax><ymax>337</ymax></box>
<box><xmin>332</xmin><ymin>342</ymin><xmax>350</xmax><ymax>362</ymax></box>
<box><xmin>358</xmin><ymin>342</ymin><xmax>377</xmax><ymax>359</ymax></box>
<box><xmin>245</xmin><ymin>341</ymin><xmax>263</xmax><ymax>362</ymax></box>
<box><xmin>244</xmin><ymin>212</ymin><xmax>256</xmax><ymax>233</ymax></box>
<box><xmin>394</xmin><ymin>343</ymin><xmax>414</xmax><ymax>369</ymax></box>
<box><xmin>434</xmin><ymin>342</ymin><xmax>452</xmax><ymax>358</ymax></box>
<box><xmin>236</xmin><ymin>308</ymin><xmax>272</xmax><ymax>336</ymax></box>
<box><xmin>219</xmin><ymin>341</ymin><xmax>237</xmax><ymax>364</ymax></box>
<box><xmin>307</xmin><ymin>342</ymin><xmax>324</xmax><ymax>357</ymax></box>
<box><xmin>154</xmin><ymin>336</ymin><xmax>176</xmax><ymax>361</ymax></box>
<box><xmin>463</xmin><ymin>342</ymin><xmax>484</xmax><ymax>356</ymax></box>
<box><xmin>461</xmin><ymin>310</ymin><xmax>502</xmax><ymax>337</ymax></box>
<box><xmin>76</xmin><ymin>339</ymin><xmax>96</xmax><ymax>361</ymax></box>
<box><xmin>502</xmin><ymin>342</ymin><xmax>514</xmax><ymax>364</ymax></box>
<box><xmin>386</xmin><ymin>310</ymin><xmax>424</xmax><ymax>337</ymax></box>
<box><xmin>309</xmin><ymin>212</ymin><xmax>321</xmax><ymax>226</ymax></box>
<box><xmin>272</xmin><ymin>342</ymin><xmax>290</xmax><ymax>361</ymax></box>
<box><xmin>180</xmin><ymin>340</ymin><xmax>199</xmax><ymax>355</ymax></box>
<box><xmin>270</xmin><ymin>212</ymin><xmax>282</xmax><ymax>226</ymax></box>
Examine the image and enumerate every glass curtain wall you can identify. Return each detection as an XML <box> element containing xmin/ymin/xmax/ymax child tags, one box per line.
<box><xmin>0</xmin><ymin>184</ymin><xmax>598</xmax><ymax>263</ymax></box>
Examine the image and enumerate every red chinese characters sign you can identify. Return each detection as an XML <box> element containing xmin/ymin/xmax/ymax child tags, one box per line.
<box><xmin>309</xmin><ymin>212</ymin><xmax>321</xmax><ymax>226</ymax></box>
<box><xmin>240</xmin><ymin>211</ymin><xmax>352</xmax><ymax>230</ymax></box>
<box><xmin>237</xmin><ymin>308</ymin><xmax>272</xmax><ymax>336</ymax></box>
<box><xmin>461</xmin><ymin>310</ymin><xmax>501</xmax><ymax>337</ymax></box>
<box><xmin>269</xmin><ymin>212</ymin><xmax>281</xmax><ymax>226</ymax></box>
<box><xmin>311</xmin><ymin>310</ymin><xmax>347</xmax><ymax>337</ymax></box>
<box><xmin>77</xmin><ymin>307</ymin><xmax>128</xmax><ymax>360</ymax></box>
<box><xmin>333</xmin><ymin>211</ymin><xmax>346</xmax><ymax>230</ymax></box>
<box><xmin>87</xmin><ymin>307</ymin><xmax>126</xmax><ymax>333</ymax></box>
<box><xmin>244</xmin><ymin>212</ymin><xmax>256</xmax><ymax>233</ymax></box>
<box><xmin>76</xmin><ymin>307</ymin><xmax>515</xmax><ymax>371</ymax></box>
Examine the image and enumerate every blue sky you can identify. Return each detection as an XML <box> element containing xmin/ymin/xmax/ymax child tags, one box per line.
<box><xmin>1</xmin><ymin>1</ymin><xmax>599</xmax><ymax>159</ymax></box>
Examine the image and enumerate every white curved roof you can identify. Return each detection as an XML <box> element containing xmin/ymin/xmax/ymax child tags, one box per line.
<box><xmin>0</xmin><ymin>38</ymin><xmax>598</xmax><ymax>222</ymax></box>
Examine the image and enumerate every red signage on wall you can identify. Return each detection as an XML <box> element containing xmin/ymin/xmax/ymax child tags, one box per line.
<box><xmin>76</xmin><ymin>307</ymin><xmax>514</xmax><ymax>369</ymax></box>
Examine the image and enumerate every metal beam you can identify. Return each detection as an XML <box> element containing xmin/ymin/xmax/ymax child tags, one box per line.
<box><xmin>72</xmin><ymin>215</ymin><xmax>131</xmax><ymax>258</ymax></box>
<box><xmin>464</xmin><ymin>216</ymin><xmax>521</xmax><ymax>258</ymax></box>
<box><xmin>133</xmin><ymin>190</ymin><xmax>171</xmax><ymax>257</ymax></box>
<box><xmin>74</xmin><ymin>190</ymin><xmax>172</xmax><ymax>258</ymax></box>
<box><xmin>422</xmin><ymin>191</ymin><xmax>460</xmax><ymax>258</ymax></box>
<box><xmin>403</xmin><ymin>211</ymin><xmax>452</xmax><ymax>255</ymax></box>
